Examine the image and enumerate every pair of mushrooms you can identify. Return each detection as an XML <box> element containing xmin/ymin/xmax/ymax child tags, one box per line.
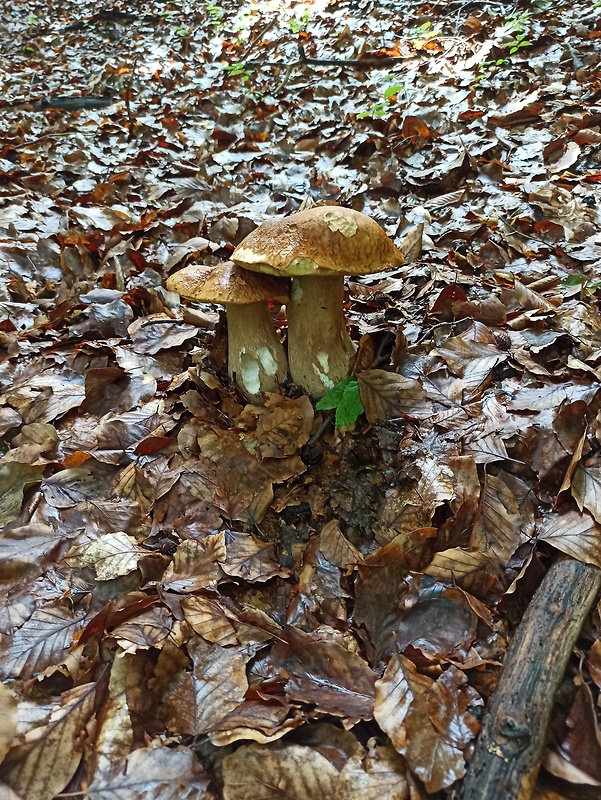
<box><xmin>166</xmin><ymin>206</ymin><xmax>404</xmax><ymax>400</ymax></box>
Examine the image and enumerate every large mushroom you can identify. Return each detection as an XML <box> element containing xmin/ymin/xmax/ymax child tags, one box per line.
<box><xmin>166</xmin><ymin>261</ymin><xmax>289</xmax><ymax>402</ymax></box>
<box><xmin>232</xmin><ymin>206</ymin><xmax>404</xmax><ymax>397</ymax></box>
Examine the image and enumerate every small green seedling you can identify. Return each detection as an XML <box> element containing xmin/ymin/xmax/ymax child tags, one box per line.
<box><xmin>223</xmin><ymin>62</ymin><xmax>254</xmax><ymax>82</ymax></box>
<box><xmin>316</xmin><ymin>377</ymin><xmax>365</xmax><ymax>428</ymax></box>
<box><xmin>502</xmin><ymin>32</ymin><xmax>532</xmax><ymax>55</ymax></box>
<box><xmin>290</xmin><ymin>8</ymin><xmax>310</xmax><ymax>34</ymax></box>
<box><xmin>205</xmin><ymin>1</ymin><xmax>223</xmax><ymax>26</ymax></box>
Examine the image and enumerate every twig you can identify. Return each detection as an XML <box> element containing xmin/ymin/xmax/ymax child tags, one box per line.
<box><xmin>307</xmin><ymin>409</ymin><xmax>336</xmax><ymax>446</ymax></box>
<box><xmin>461</xmin><ymin>556</ymin><xmax>601</xmax><ymax>800</ymax></box>
<box><xmin>245</xmin><ymin>55</ymin><xmax>412</xmax><ymax>69</ymax></box>
<box><xmin>241</xmin><ymin>18</ymin><xmax>276</xmax><ymax>60</ymax></box>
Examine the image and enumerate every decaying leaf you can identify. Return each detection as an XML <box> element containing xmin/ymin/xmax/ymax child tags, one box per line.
<box><xmin>158</xmin><ymin>637</ymin><xmax>249</xmax><ymax>736</ymax></box>
<box><xmin>0</xmin><ymin>463</ymin><xmax>45</xmax><ymax>527</ymax></box>
<box><xmin>64</xmin><ymin>531</ymin><xmax>145</xmax><ymax>581</ymax></box>
<box><xmin>0</xmin><ymin>683</ymin><xmax>96</xmax><ymax>800</ymax></box>
<box><xmin>0</xmin><ymin>684</ymin><xmax>18</xmax><ymax>763</ymax></box>
<box><xmin>358</xmin><ymin>370</ymin><xmax>433</xmax><ymax>423</ymax></box>
<box><xmin>87</xmin><ymin>745</ymin><xmax>210</xmax><ymax>800</ymax></box>
<box><xmin>538</xmin><ymin>510</ymin><xmax>601</xmax><ymax>567</ymax></box>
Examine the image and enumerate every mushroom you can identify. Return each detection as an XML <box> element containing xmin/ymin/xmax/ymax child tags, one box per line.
<box><xmin>232</xmin><ymin>206</ymin><xmax>404</xmax><ymax>397</ymax></box>
<box><xmin>166</xmin><ymin>261</ymin><xmax>289</xmax><ymax>402</ymax></box>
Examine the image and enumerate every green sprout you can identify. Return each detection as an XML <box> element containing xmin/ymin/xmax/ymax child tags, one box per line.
<box><xmin>290</xmin><ymin>8</ymin><xmax>310</xmax><ymax>34</ymax></box>
<box><xmin>502</xmin><ymin>32</ymin><xmax>532</xmax><ymax>55</ymax></box>
<box><xmin>316</xmin><ymin>377</ymin><xmax>365</xmax><ymax>428</ymax></box>
<box><xmin>205</xmin><ymin>1</ymin><xmax>223</xmax><ymax>27</ymax></box>
<box><xmin>223</xmin><ymin>62</ymin><xmax>254</xmax><ymax>82</ymax></box>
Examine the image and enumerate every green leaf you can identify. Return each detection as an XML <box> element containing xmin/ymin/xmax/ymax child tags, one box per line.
<box><xmin>316</xmin><ymin>378</ymin><xmax>364</xmax><ymax>428</ymax></box>
<box><xmin>383</xmin><ymin>85</ymin><xmax>403</xmax><ymax>99</ymax></box>
<box><xmin>561</xmin><ymin>274</ymin><xmax>584</xmax><ymax>286</ymax></box>
<box><xmin>335</xmin><ymin>381</ymin><xmax>364</xmax><ymax>428</ymax></box>
<box><xmin>316</xmin><ymin>377</ymin><xmax>354</xmax><ymax>410</ymax></box>
<box><xmin>0</xmin><ymin>462</ymin><xmax>45</xmax><ymax>527</ymax></box>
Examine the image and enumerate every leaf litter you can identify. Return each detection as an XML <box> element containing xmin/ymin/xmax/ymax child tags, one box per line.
<box><xmin>1</xmin><ymin>0</ymin><xmax>601</xmax><ymax>797</ymax></box>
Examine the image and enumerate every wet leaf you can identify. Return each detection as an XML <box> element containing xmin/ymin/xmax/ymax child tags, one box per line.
<box><xmin>159</xmin><ymin>638</ymin><xmax>249</xmax><ymax>736</ymax></box>
<box><xmin>358</xmin><ymin>370</ymin><xmax>432</xmax><ymax>423</ymax></box>
<box><xmin>0</xmin><ymin>463</ymin><xmax>45</xmax><ymax>527</ymax></box>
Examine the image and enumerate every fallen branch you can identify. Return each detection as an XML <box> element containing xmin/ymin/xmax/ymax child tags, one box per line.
<box><xmin>461</xmin><ymin>557</ymin><xmax>601</xmax><ymax>800</ymax></box>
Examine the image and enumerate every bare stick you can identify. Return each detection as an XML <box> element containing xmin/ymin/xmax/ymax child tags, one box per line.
<box><xmin>461</xmin><ymin>557</ymin><xmax>601</xmax><ymax>800</ymax></box>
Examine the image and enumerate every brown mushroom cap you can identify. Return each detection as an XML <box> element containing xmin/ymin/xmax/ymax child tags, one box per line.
<box><xmin>166</xmin><ymin>261</ymin><xmax>289</xmax><ymax>304</ymax></box>
<box><xmin>232</xmin><ymin>206</ymin><xmax>404</xmax><ymax>277</ymax></box>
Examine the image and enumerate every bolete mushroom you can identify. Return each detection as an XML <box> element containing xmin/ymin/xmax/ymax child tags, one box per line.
<box><xmin>232</xmin><ymin>206</ymin><xmax>404</xmax><ymax>397</ymax></box>
<box><xmin>166</xmin><ymin>261</ymin><xmax>289</xmax><ymax>402</ymax></box>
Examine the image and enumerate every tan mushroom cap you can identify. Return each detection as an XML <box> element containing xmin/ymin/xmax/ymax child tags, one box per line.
<box><xmin>166</xmin><ymin>261</ymin><xmax>289</xmax><ymax>304</ymax></box>
<box><xmin>232</xmin><ymin>206</ymin><xmax>405</xmax><ymax>277</ymax></box>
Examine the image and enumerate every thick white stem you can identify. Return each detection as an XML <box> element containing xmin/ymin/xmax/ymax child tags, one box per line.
<box><xmin>226</xmin><ymin>301</ymin><xmax>288</xmax><ymax>403</ymax></box>
<box><xmin>286</xmin><ymin>275</ymin><xmax>356</xmax><ymax>398</ymax></box>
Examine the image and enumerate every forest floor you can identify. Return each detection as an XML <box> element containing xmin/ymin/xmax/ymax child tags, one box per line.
<box><xmin>1</xmin><ymin>0</ymin><xmax>601</xmax><ymax>798</ymax></box>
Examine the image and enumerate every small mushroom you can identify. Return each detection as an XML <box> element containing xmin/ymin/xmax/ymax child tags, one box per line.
<box><xmin>232</xmin><ymin>206</ymin><xmax>404</xmax><ymax>397</ymax></box>
<box><xmin>166</xmin><ymin>261</ymin><xmax>289</xmax><ymax>402</ymax></box>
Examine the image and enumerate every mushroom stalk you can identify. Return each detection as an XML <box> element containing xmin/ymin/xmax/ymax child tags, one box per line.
<box><xmin>286</xmin><ymin>275</ymin><xmax>356</xmax><ymax>398</ymax></box>
<box><xmin>226</xmin><ymin>301</ymin><xmax>288</xmax><ymax>402</ymax></box>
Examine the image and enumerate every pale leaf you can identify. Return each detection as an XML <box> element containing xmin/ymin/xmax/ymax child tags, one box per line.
<box><xmin>87</xmin><ymin>745</ymin><xmax>209</xmax><ymax>800</ymax></box>
<box><xmin>572</xmin><ymin>465</ymin><xmax>601</xmax><ymax>524</ymax></box>
<box><xmin>222</xmin><ymin>741</ymin><xmax>339</xmax><ymax>800</ymax></box>
<box><xmin>64</xmin><ymin>532</ymin><xmax>144</xmax><ymax>580</ymax></box>
<box><xmin>0</xmin><ymin>685</ymin><xmax>18</xmax><ymax>763</ymax></box>
<box><xmin>0</xmin><ymin>601</ymin><xmax>88</xmax><ymax>679</ymax></box>
<box><xmin>537</xmin><ymin>510</ymin><xmax>601</xmax><ymax>567</ymax></box>
<box><xmin>0</xmin><ymin>683</ymin><xmax>95</xmax><ymax>800</ymax></box>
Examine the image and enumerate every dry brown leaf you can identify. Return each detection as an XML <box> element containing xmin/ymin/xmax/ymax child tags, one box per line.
<box><xmin>0</xmin><ymin>685</ymin><xmax>17</xmax><ymax>764</ymax></box>
<box><xmin>93</xmin><ymin>650</ymin><xmax>144</xmax><ymax>772</ymax></box>
<box><xmin>572</xmin><ymin>464</ymin><xmax>601</xmax><ymax>523</ymax></box>
<box><xmin>161</xmin><ymin>534</ymin><xmax>226</xmax><ymax>592</ymax></box>
<box><xmin>0</xmin><ymin>463</ymin><xmax>45</xmax><ymax>527</ymax></box>
<box><xmin>424</xmin><ymin>548</ymin><xmax>488</xmax><ymax>583</ymax></box>
<box><xmin>427</xmin><ymin>666</ymin><xmax>481</xmax><ymax>748</ymax></box>
<box><xmin>87</xmin><ymin>745</ymin><xmax>210</xmax><ymax>800</ymax></box>
<box><xmin>358</xmin><ymin>370</ymin><xmax>432</xmax><ymax>423</ymax></box>
<box><xmin>0</xmin><ymin>525</ymin><xmax>71</xmax><ymax>584</ymax></box>
<box><xmin>64</xmin><ymin>532</ymin><xmax>144</xmax><ymax>581</ymax></box>
<box><xmin>210</xmin><ymin>702</ymin><xmax>302</xmax><ymax>746</ymax></box>
<box><xmin>113</xmin><ymin>463</ymin><xmax>155</xmax><ymax>515</ymax></box>
<box><xmin>403</xmin><ymin>692</ymin><xmax>466</xmax><ymax>792</ymax></box>
<box><xmin>0</xmin><ymin>601</ymin><xmax>88</xmax><ymax>680</ymax></box>
<box><xmin>0</xmin><ymin>683</ymin><xmax>95</xmax><ymax>800</ymax></box>
<box><xmin>537</xmin><ymin>510</ymin><xmax>601</xmax><ymax>567</ymax></box>
<box><xmin>222</xmin><ymin>741</ymin><xmax>339</xmax><ymax>800</ymax></box>
<box><xmin>470</xmin><ymin>474</ymin><xmax>525</xmax><ymax>566</ymax></box>
<box><xmin>221</xmin><ymin>530</ymin><xmax>289</xmax><ymax>582</ymax></box>
<box><xmin>374</xmin><ymin>655</ymin><xmax>432</xmax><ymax>752</ymax></box>
<box><xmin>280</xmin><ymin>638</ymin><xmax>376</xmax><ymax>719</ymax></box>
<box><xmin>182</xmin><ymin>596</ymin><xmax>240</xmax><ymax>647</ymax></box>
<box><xmin>159</xmin><ymin>638</ymin><xmax>249</xmax><ymax>736</ymax></box>
<box><xmin>249</xmin><ymin>394</ymin><xmax>314</xmax><ymax>458</ymax></box>
<box><xmin>319</xmin><ymin>520</ymin><xmax>363</xmax><ymax>570</ymax></box>
<box><xmin>111</xmin><ymin>606</ymin><xmax>173</xmax><ymax>655</ymax></box>
<box><xmin>336</xmin><ymin>743</ymin><xmax>409</xmax><ymax>799</ymax></box>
